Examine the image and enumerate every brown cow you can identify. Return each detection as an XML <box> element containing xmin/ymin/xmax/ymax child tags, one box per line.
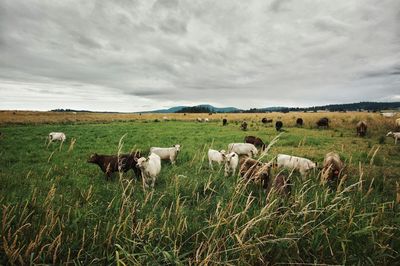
<box><xmin>244</xmin><ymin>135</ymin><xmax>266</xmax><ymax>151</ymax></box>
<box><xmin>88</xmin><ymin>151</ymin><xmax>141</xmax><ymax>180</ymax></box>
<box><xmin>239</xmin><ymin>157</ymin><xmax>271</xmax><ymax>190</ymax></box>
<box><xmin>356</xmin><ymin>121</ymin><xmax>367</xmax><ymax>137</ymax></box>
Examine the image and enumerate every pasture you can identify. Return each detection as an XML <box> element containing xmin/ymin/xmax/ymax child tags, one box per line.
<box><xmin>0</xmin><ymin>112</ymin><xmax>400</xmax><ymax>265</ymax></box>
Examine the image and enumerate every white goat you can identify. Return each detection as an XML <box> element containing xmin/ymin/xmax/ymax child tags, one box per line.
<box><xmin>387</xmin><ymin>131</ymin><xmax>400</xmax><ymax>144</ymax></box>
<box><xmin>150</xmin><ymin>144</ymin><xmax>181</xmax><ymax>164</ymax></box>
<box><xmin>136</xmin><ymin>153</ymin><xmax>161</xmax><ymax>188</ymax></box>
<box><xmin>277</xmin><ymin>154</ymin><xmax>317</xmax><ymax>177</ymax></box>
<box><xmin>208</xmin><ymin>149</ymin><xmax>226</xmax><ymax>169</ymax></box>
<box><xmin>224</xmin><ymin>152</ymin><xmax>239</xmax><ymax>177</ymax></box>
<box><xmin>381</xmin><ymin>112</ymin><xmax>395</xmax><ymax>118</ymax></box>
<box><xmin>48</xmin><ymin>132</ymin><xmax>66</xmax><ymax>144</ymax></box>
<box><xmin>228</xmin><ymin>143</ymin><xmax>258</xmax><ymax>157</ymax></box>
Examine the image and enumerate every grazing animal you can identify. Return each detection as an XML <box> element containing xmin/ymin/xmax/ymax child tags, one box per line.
<box><xmin>48</xmin><ymin>132</ymin><xmax>66</xmax><ymax>144</ymax></box>
<box><xmin>386</xmin><ymin>131</ymin><xmax>400</xmax><ymax>144</ymax></box>
<box><xmin>224</xmin><ymin>152</ymin><xmax>239</xmax><ymax>177</ymax></box>
<box><xmin>239</xmin><ymin>157</ymin><xmax>271</xmax><ymax>189</ymax></box>
<box><xmin>228</xmin><ymin>143</ymin><xmax>258</xmax><ymax>157</ymax></box>
<box><xmin>208</xmin><ymin>149</ymin><xmax>226</xmax><ymax>169</ymax></box>
<box><xmin>136</xmin><ymin>153</ymin><xmax>161</xmax><ymax>188</ymax></box>
<box><xmin>316</xmin><ymin>117</ymin><xmax>329</xmax><ymax>128</ymax></box>
<box><xmin>322</xmin><ymin>152</ymin><xmax>344</xmax><ymax>183</ymax></box>
<box><xmin>381</xmin><ymin>112</ymin><xmax>395</xmax><ymax>118</ymax></box>
<box><xmin>150</xmin><ymin>144</ymin><xmax>181</xmax><ymax>164</ymax></box>
<box><xmin>244</xmin><ymin>135</ymin><xmax>266</xmax><ymax>151</ymax></box>
<box><xmin>275</xmin><ymin>121</ymin><xmax>283</xmax><ymax>131</ymax></box>
<box><xmin>272</xmin><ymin>174</ymin><xmax>291</xmax><ymax>196</ymax></box>
<box><xmin>261</xmin><ymin>118</ymin><xmax>273</xmax><ymax>124</ymax></box>
<box><xmin>241</xmin><ymin>121</ymin><xmax>248</xmax><ymax>131</ymax></box>
<box><xmin>277</xmin><ymin>154</ymin><xmax>317</xmax><ymax>177</ymax></box>
<box><xmin>296</xmin><ymin>118</ymin><xmax>303</xmax><ymax>127</ymax></box>
<box><xmin>87</xmin><ymin>152</ymin><xmax>142</xmax><ymax>180</ymax></box>
<box><xmin>356</xmin><ymin>121</ymin><xmax>368</xmax><ymax>137</ymax></box>
<box><xmin>204</xmin><ymin>118</ymin><xmax>209</xmax><ymax>122</ymax></box>
<box><xmin>197</xmin><ymin>117</ymin><xmax>203</xmax><ymax>122</ymax></box>
<box><xmin>222</xmin><ymin>118</ymin><xmax>228</xmax><ymax>126</ymax></box>
<box><xmin>396</xmin><ymin>118</ymin><xmax>400</xmax><ymax>130</ymax></box>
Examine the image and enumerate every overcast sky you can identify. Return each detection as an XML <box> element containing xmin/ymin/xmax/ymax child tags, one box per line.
<box><xmin>1</xmin><ymin>0</ymin><xmax>399</xmax><ymax>112</ymax></box>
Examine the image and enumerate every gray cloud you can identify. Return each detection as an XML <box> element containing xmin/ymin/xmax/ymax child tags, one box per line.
<box><xmin>0</xmin><ymin>0</ymin><xmax>399</xmax><ymax>112</ymax></box>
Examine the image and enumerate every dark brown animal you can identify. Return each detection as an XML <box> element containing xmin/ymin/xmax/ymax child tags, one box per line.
<box><xmin>272</xmin><ymin>174</ymin><xmax>291</xmax><ymax>196</ymax></box>
<box><xmin>296</xmin><ymin>118</ymin><xmax>303</xmax><ymax>127</ymax></box>
<box><xmin>244</xmin><ymin>135</ymin><xmax>266</xmax><ymax>151</ymax></box>
<box><xmin>356</xmin><ymin>121</ymin><xmax>367</xmax><ymax>137</ymax></box>
<box><xmin>241</xmin><ymin>121</ymin><xmax>248</xmax><ymax>131</ymax></box>
<box><xmin>222</xmin><ymin>118</ymin><xmax>228</xmax><ymax>126</ymax></box>
<box><xmin>316</xmin><ymin>117</ymin><xmax>329</xmax><ymax>128</ymax></box>
<box><xmin>239</xmin><ymin>157</ymin><xmax>271</xmax><ymax>189</ymax></box>
<box><xmin>262</xmin><ymin>118</ymin><xmax>273</xmax><ymax>124</ymax></box>
<box><xmin>322</xmin><ymin>152</ymin><xmax>344</xmax><ymax>183</ymax></box>
<box><xmin>87</xmin><ymin>151</ymin><xmax>141</xmax><ymax>180</ymax></box>
<box><xmin>275</xmin><ymin>121</ymin><xmax>283</xmax><ymax>131</ymax></box>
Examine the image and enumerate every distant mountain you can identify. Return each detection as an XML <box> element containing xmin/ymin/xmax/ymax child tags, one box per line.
<box><xmin>145</xmin><ymin>104</ymin><xmax>239</xmax><ymax>113</ymax></box>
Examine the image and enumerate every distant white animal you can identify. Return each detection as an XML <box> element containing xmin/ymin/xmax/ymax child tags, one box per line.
<box><xmin>163</xmin><ymin>116</ymin><xmax>169</xmax><ymax>121</ymax></box>
<box><xmin>224</xmin><ymin>152</ymin><xmax>239</xmax><ymax>177</ymax></box>
<box><xmin>387</xmin><ymin>131</ymin><xmax>400</xmax><ymax>144</ymax></box>
<box><xmin>197</xmin><ymin>117</ymin><xmax>203</xmax><ymax>122</ymax></box>
<box><xmin>136</xmin><ymin>153</ymin><xmax>161</xmax><ymax>188</ymax></box>
<box><xmin>48</xmin><ymin>132</ymin><xmax>66</xmax><ymax>144</ymax></box>
<box><xmin>150</xmin><ymin>144</ymin><xmax>181</xmax><ymax>164</ymax></box>
<box><xmin>277</xmin><ymin>154</ymin><xmax>317</xmax><ymax>177</ymax></box>
<box><xmin>208</xmin><ymin>149</ymin><xmax>226</xmax><ymax>169</ymax></box>
<box><xmin>204</xmin><ymin>118</ymin><xmax>209</xmax><ymax>122</ymax></box>
<box><xmin>396</xmin><ymin>118</ymin><xmax>400</xmax><ymax>129</ymax></box>
<box><xmin>381</xmin><ymin>112</ymin><xmax>395</xmax><ymax>118</ymax></box>
<box><xmin>228</xmin><ymin>143</ymin><xmax>258</xmax><ymax>157</ymax></box>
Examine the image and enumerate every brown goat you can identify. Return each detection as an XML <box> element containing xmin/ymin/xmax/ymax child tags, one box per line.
<box><xmin>321</xmin><ymin>152</ymin><xmax>344</xmax><ymax>183</ymax></box>
<box><xmin>239</xmin><ymin>157</ymin><xmax>271</xmax><ymax>189</ymax></box>
<box><xmin>87</xmin><ymin>151</ymin><xmax>141</xmax><ymax>180</ymax></box>
<box><xmin>244</xmin><ymin>135</ymin><xmax>266</xmax><ymax>151</ymax></box>
<box><xmin>356</xmin><ymin>121</ymin><xmax>367</xmax><ymax>137</ymax></box>
<box><xmin>271</xmin><ymin>174</ymin><xmax>291</xmax><ymax>196</ymax></box>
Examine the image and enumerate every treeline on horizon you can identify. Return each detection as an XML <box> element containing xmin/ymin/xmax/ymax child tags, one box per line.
<box><xmin>50</xmin><ymin>101</ymin><xmax>400</xmax><ymax>114</ymax></box>
<box><xmin>174</xmin><ymin>102</ymin><xmax>400</xmax><ymax>113</ymax></box>
<box><xmin>241</xmin><ymin>101</ymin><xmax>400</xmax><ymax>113</ymax></box>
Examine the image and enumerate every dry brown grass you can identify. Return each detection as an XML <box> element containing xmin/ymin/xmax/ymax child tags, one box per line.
<box><xmin>0</xmin><ymin>110</ymin><xmax>398</xmax><ymax>130</ymax></box>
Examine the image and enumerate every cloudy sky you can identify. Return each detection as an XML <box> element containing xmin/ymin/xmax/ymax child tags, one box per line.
<box><xmin>0</xmin><ymin>0</ymin><xmax>399</xmax><ymax>112</ymax></box>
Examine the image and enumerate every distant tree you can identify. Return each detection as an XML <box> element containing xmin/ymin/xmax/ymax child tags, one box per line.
<box><xmin>176</xmin><ymin>106</ymin><xmax>211</xmax><ymax>113</ymax></box>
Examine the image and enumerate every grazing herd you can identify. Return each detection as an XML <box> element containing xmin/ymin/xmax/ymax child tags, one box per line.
<box><xmin>44</xmin><ymin>115</ymin><xmax>399</xmax><ymax>193</ymax></box>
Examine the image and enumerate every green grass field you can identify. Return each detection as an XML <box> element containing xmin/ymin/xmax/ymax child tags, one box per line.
<box><xmin>1</xmin><ymin>120</ymin><xmax>400</xmax><ymax>265</ymax></box>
